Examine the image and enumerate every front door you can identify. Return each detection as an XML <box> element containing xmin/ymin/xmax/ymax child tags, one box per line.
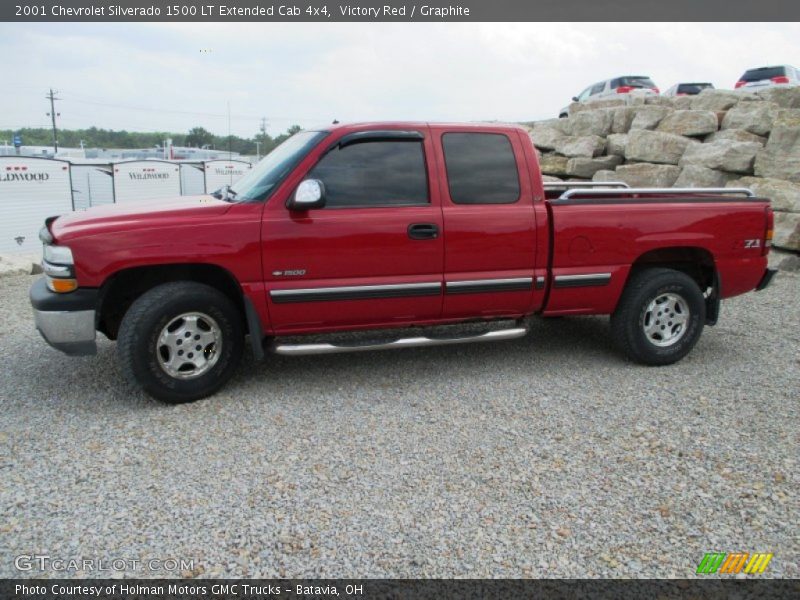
<box><xmin>262</xmin><ymin>129</ymin><xmax>444</xmax><ymax>334</ymax></box>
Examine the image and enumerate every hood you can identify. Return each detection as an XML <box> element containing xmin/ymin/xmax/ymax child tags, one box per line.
<box><xmin>51</xmin><ymin>195</ymin><xmax>234</xmax><ymax>242</ymax></box>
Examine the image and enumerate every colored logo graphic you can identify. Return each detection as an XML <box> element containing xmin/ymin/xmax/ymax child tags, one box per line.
<box><xmin>696</xmin><ymin>552</ymin><xmax>773</xmax><ymax>574</ymax></box>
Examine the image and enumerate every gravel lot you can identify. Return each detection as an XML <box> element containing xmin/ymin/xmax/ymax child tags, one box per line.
<box><xmin>1</xmin><ymin>271</ymin><xmax>798</xmax><ymax>579</ymax></box>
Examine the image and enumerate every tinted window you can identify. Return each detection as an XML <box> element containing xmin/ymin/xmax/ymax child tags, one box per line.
<box><xmin>442</xmin><ymin>133</ymin><xmax>520</xmax><ymax>205</ymax></box>
<box><xmin>576</xmin><ymin>87</ymin><xmax>592</xmax><ymax>101</ymax></box>
<box><xmin>741</xmin><ymin>67</ymin><xmax>786</xmax><ymax>81</ymax></box>
<box><xmin>617</xmin><ymin>76</ymin><xmax>656</xmax><ymax>88</ymax></box>
<box><xmin>307</xmin><ymin>140</ymin><xmax>428</xmax><ymax>207</ymax></box>
<box><xmin>677</xmin><ymin>83</ymin><xmax>713</xmax><ymax>95</ymax></box>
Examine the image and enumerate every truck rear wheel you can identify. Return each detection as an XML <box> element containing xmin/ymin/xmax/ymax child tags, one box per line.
<box><xmin>611</xmin><ymin>268</ymin><xmax>705</xmax><ymax>365</ymax></box>
<box><xmin>117</xmin><ymin>281</ymin><xmax>244</xmax><ymax>403</ymax></box>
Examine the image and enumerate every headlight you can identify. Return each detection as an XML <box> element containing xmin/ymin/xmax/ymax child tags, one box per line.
<box><xmin>42</xmin><ymin>244</ymin><xmax>77</xmax><ymax>293</ymax></box>
<box><xmin>44</xmin><ymin>245</ymin><xmax>73</xmax><ymax>265</ymax></box>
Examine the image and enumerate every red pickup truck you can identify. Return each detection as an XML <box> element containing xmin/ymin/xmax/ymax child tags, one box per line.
<box><xmin>31</xmin><ymin>122</ymin><xmax>776</xmax><ymax>402</ymax></box>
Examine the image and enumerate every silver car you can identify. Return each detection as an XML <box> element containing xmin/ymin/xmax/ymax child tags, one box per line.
<box><xmin>735</xmin><ymin>65</ymin><xmax>800</xmax><ymax>91</ymax></box>
<box><xmin>559</xmin><ymin>75</ymin><xmax>659</xmax><ymax>118</ymax></box>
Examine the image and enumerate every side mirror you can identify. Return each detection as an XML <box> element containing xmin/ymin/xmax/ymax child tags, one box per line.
<box><xmin>289</xmin><ymin>179</ymin><xmax>325</xmax><ymax>210</ymax></box>
<box><xmin>572</xmin><ymin>96</ymin><xmax>579</xmax><ymax>102</ymax></box>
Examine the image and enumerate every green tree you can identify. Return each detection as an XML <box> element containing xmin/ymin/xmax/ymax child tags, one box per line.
<box><xmin>185</xmin><ymin>127</ymin><xmax>215</xmax><ymax>148</ymax></box>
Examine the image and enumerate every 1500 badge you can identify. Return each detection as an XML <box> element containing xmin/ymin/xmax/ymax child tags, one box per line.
<box><xmin>272</xmin><ymin>270</ymin><xmax>306</xmax><ymax>277</ymax></box>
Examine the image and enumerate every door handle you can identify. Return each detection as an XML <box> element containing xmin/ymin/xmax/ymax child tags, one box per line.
<box><xmin>408</xmin><ymin>223</ymin><xmax>439</xmax><ymax>240</ymax></box>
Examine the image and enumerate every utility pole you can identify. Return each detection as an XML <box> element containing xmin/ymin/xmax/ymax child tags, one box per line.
<box><xmin>46</xmin><ymin>88</ymin><xmax>60</xmax><ymax>153</ymax></box>
<box><xmin>255</xmin><ymin>141</ymin><xmax>261</xmax><ymax>160</ymax></box>
<box><xmin>227</xmin><ymin>101</ymin><xmax>232</xmax><ymax>159</ymax></box>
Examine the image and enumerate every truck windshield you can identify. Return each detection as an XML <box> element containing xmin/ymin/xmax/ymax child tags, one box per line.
<box><xmin>228</xmin><ymin>130</ymin><xmax>328</xmax><ymax>201</ymax></box>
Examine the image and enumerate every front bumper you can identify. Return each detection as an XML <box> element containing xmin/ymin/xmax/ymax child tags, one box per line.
<box><xmin>755</xmin><ymin>267</ymin><xmax>778</xmax><ymax>291</ymax></box>
<box><xmin>29</xmin><ymin>278</ymin><xmax>98</xmax><ymax>356</ymax></box>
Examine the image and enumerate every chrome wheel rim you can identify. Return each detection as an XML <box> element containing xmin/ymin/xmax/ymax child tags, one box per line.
<box><xmin>643</xmin><ymin>293</ymin><xmax>689</xmax><ymax>347</ymax></box>
<box><xmin>156</xmin><ymin>312</ymin><xmax>221</xmax><ymax>379</ymax></box>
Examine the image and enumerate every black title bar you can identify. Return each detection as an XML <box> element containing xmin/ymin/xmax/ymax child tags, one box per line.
<box><xmin>2</xmin><ymin>579</ymin><xmax>800</xmax><ymax>600</ymax></box>
<box><xmin>4</xmin><ymin>0</ymin><xmax>800</xmax><ymax>21</ymax></box>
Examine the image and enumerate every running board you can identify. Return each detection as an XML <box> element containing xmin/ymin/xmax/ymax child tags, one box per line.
<box><xmin>271</xmin><ymin>326</ymin><xmax>529</xmax><ymax>356</ymax></box>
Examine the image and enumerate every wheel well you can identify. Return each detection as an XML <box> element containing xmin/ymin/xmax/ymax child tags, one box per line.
<box><xmin>97</xmin><ymin>264</ymin><xmax>245</xmax><ymax>340</ymax></box>
<box><xmin>629</xmin><ymin>247</ymin><xmax>716</xmax><ymax>292</ymax></box>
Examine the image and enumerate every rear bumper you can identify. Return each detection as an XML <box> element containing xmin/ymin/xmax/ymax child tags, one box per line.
<box><xmin>29</xmin><ymin>278</ymin><xmax>98</xmax><ymax>356</ymax></box>
<box><xmin>756</xmin><ymin>268</ymin><xmax>778</xmax><ymax>291</ymax></box>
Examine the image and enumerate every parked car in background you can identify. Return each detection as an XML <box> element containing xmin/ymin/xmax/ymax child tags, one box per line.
<box><xmin>663</xmin><ymin>82</ymin><xmax>715</xmax><ymax>96</ymax></box>
<box><xmin>559</xmin><ymin>75</ymin><xmax>660</xmax><ymax>117</ymax></box>
<box><xmin>735</xmin><ymin>65</ymin><xmax>800</xmax><ymax>90</ymax></box>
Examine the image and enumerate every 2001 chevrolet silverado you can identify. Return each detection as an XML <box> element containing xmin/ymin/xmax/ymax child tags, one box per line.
<box><xmin>30</xmin><ymin>122</ymin><xmax>776</xmax><ymax>402</ymax></box>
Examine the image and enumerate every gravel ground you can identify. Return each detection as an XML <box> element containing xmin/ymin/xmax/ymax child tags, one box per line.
<box><xmin>0</xmin><ymin>271</ymin><xmax>797</xmax><ymax>579</ymax></box>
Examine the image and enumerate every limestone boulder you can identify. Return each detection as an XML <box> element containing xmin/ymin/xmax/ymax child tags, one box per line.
<box><xmin>705</xmin><ymin>129</ymin><xmax>767</xmax><ymax>146</ymax></box>
<box><xmin>626</xmin><ymin>130</ymin><xmax>697</xmax><ymax>165</ymax></box>
<box><xmin>613</xmin><ymin>163</ymin><xmax>682</xmax><ymax>188</ymax></box>
<box><xmin>679</xmin><ymin>139</ymin><xmax>761</xmax><ymax>174</ymax></box>
<box><xmin>673</xmin><ymin>96</ymin><xmax>694</xmax><ymax>110</ymax></box>
<box><xmin>611</xmin><ymin>107</ymin><xmax>637</xmax><ymax>133</ymax></box>
<box><xmin>630</xmin><ymin>106</ymin><xmax>672</xmax><ymax>130</ymax></box>
<box><xmin>757</xmin><ymin>86</ymin><xmax>800</xmax><ymax>109</ymax></box>
<box><xmin>721</xmin><ymin>102</ymin><xmax>779</xmax><ymax>136</ymax></box>
<box><xmin>690</xmin><ymin>89</ymin><xmax>752</xmax><ymax>111</ymax></box>
<box><xmin>656</xmin><ymin>110</ymin><xmax>719</xmax><ymax>137</ymax></box>
<box><xmin>528</xmin><ymin>126</ymin><xmax>566</xmax><ymax>151</ymax></box>
<box><xmin>773</xmin><ymin>211</ymin><xmax>800</xmax><ymax>252</ymax></box>
<box><xmin>591</xmin><ymin>170</ymin><xmax>619</xmax><ymax>182</ymax></box>
<box><xmin>606</xmin><ymin>134</ymin><xmax>628</xmax><ymax>157</ymax></box>
<box><xmin>568</xmin><ymin>109</ymin><xmax>615</xmax><ymax>137</ymax></box>
<box><xmin>674</xmin><ymin>165</ymin><xmax>736</xmax><ymax>188</ymax></box>
<box><xmin>541</xmin><ymin>174</ymin><xmax>564</xmax><ymax>182</ymax></box>
<box><xmin>554</xmin><ymin>135</ymin><xmax>606</xmax><ymax>158</ymax></box>
<box><xmin>727</xmin><ymin>177</ymin><xmax>800</xmax><ymax>213</ymax></box>
<box><xmin>566</xmin><ymin>155</ymin><xmax>623</xmax><ymax>179</ymax></box>
<box><xmin>539</xmin><ymin>154</ymin><xmax>569</xmax><ymax>177</ymax></box>
<box><xmin>753</xmin><ymin>109</ymin><xmax>800</xmax><ymax>182</ymax></box>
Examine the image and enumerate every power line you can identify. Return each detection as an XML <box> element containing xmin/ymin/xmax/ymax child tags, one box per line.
<box><xmin>57</xmin><ymin>91</ymin><xmax>326</xmax><ymax>122</ymax></box>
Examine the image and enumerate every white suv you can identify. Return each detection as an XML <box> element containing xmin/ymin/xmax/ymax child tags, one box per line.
<box><xmin>559</xmin><ymin>75</ymin><xmax>659</xmax><ymax>118</ymax></box>
<box><xmin>735</xmin><ymin>65</ymin><xmax>800</xmax><ymax>91</ymax></box>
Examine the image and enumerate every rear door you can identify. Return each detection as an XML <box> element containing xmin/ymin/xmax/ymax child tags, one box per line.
<box><xmin>262</xmin><ymin>129</ymin><xmax>445</xmax><ymax>333</ymax></box>
<box><xmin>433</xmin><ymin>128</ymin><xmax>539</xmax><ymax>320</ymax></box>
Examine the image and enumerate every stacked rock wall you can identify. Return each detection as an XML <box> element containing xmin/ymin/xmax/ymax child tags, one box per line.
<box><xmin>524</xmin><ymin>88</ymin><xmax>800</xmax><ymax>252</ymax></box>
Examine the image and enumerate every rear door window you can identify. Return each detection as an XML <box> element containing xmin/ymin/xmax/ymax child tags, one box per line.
<box><xmin>442</xmin><ymin>133</ymin><xmax>520</xmax><ymax>205</ymax></box>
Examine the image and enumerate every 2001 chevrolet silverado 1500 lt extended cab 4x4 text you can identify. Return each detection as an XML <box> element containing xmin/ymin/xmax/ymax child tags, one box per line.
<box><xmin>30</xmin><ymin>122</ymin><xmax>777</xmax><ymax>402</ymax></box>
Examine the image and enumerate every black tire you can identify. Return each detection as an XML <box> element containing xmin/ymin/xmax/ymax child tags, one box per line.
<box><xmin>117</xmin><ymin>281</ymin><xmax>244</xmax><ymax>403</ymax></box>
<box><xmin>610</xmin><ymin>268</ymin><xmax>705</xmax><ymax>366</ymax></box>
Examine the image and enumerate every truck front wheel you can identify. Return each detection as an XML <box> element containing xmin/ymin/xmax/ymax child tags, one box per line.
<box><xmin>611</xmin><ymin>268</ymin><xmax>705</xmax><ymax>365</ymax></box>
<box><xmin>117</xmin><ymin>281</ymin><xmax>244</xmax><ymax>403</ymax></box>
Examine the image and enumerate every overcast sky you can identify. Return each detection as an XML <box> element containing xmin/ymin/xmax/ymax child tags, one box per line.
<box><xmin>2</xmin><ymin>22</ymin><xmax>798</xmax><ymax>139</ymax></box>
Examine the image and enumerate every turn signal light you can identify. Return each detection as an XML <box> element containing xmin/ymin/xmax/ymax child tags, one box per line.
<box><xmin>764</xmin><ymin>207</ymin><xmax>774</xmax><ymax>256</ymax></box>
<box><xmin>47</xmin><ymin>277</ymin><xmax>78</xmax><ymax>293</ymax></box>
